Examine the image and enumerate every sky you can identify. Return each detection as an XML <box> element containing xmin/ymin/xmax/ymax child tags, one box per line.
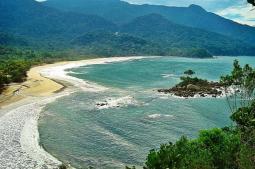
<box><xmin>37</xmin><ymin>0</ymin><xmax>255</xmax><ymax>26</ymax></box>
<box><xmin>124</xmin><ymin>0</ymin><xmax>255</xmax><ymax>26</ymax></box>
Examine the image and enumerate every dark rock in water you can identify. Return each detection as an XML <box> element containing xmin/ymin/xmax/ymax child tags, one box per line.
<box><xmin>96</xmin><ymin>102</ymin><xmax>108</xmax><ymax>107</ymax></box>
<box><xmin>158</xmin><ymin>79</ymin><xmax>224</xmax><ymax>98</ymax></box>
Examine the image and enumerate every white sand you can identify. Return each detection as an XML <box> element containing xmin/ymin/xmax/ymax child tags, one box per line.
<box><xmin>0</xmin><ymin>94</ymin><xmax>68</xmax><ymax>169</ymax></box>
<box><xmin>41</xmin><ymin>56</ymin><xmax>146</xmax><ymax>92</ymax></box>
<box><xmin>0</xmin><ymin>56</ymin><xmax>146</xmax><ymax>169</ymax></box>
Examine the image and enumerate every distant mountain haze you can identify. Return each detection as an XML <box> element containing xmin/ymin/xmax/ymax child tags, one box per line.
<box><xmin>44</xmin><ymin>0</ymin><xmax>255</xmax><ymax>44</ymax></box>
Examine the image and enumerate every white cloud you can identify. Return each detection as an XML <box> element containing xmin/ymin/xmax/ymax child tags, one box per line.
<box><xmin>124</xmin><ymin>0</ymin><xmax>255</xmax><ymax>26</ymax></box>
<box><xmin>217</xmin><ymin>4</ymin><xmax>255</xmax><ymax>26</ymax></box>
<box><xmin>123</xmin><ymin>0</ymin><xmax>239</xmax><ymax>11</ymax></box>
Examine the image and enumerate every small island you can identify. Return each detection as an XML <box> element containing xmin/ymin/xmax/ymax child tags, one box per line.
<box><xmin>158</xmin><ymin>70</ymin><xmax>223</xmax><ymax>98</ymax></box>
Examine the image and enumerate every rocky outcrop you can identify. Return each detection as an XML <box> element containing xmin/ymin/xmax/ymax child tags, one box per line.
<box><xmin>158</xmin><ymin>82</ymin><xmax>223</xmax><ymax>98</ymax></box>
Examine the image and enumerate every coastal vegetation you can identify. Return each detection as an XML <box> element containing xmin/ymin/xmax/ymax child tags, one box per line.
<box><xmin>180</xmin><ymin>49</ymin><xmax>212</xmax><ymax>58</ymax></box>
<box><xmin>131</xmin><ymin>61</ymin><xmax>255</xmax><ymax>169</ymax></box>
<box><xmin>184</xmin><ymin>69</ymin><xmax>195</xmax><ymax>76</ymax></box>
<box><xmin>0</xmin><ymin>46</ymin><xmax>95</xmax><ymax>93</ymax></box>
<box><xmin>220</xmin><ymin>60</ymin><xmax>255</xmax><ymax>113</ymax></box>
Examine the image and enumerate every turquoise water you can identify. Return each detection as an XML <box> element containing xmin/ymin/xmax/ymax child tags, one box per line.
<box><xmin>39</xmin><ymin>56</ymin><xmax>255</xmax><ymax>169</ymax></box>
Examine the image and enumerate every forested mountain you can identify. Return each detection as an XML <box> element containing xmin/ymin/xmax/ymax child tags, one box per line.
<box><xmin>72</xmin><ymin>32</ymin><xmax>163</xmax><ymax>56</ymax></box>
<box><xmin>72</xmin><ymin>14</ymin><xmax>255</xmax><ymax>56</ymax></box>
<box><xmin>0</xmin><ymin>32</ymin><xmax>28</xmax><ymax>47</ymax></box>
<box><xmin>44</xmin><ymin>0</ymin><xmax>255</xmax><ymax>44</ymax></box>
<box><xmin>121</xmin><ymin>14</ymin><xmax>255</xmax><ymax>56</ymax></box>
<box><xmin>1</xmin><ymin>0</ymin><xmax>255</xmax><ymax>56</ymax></box>
<box><xmin>0</xmin><ymin>0</ymin><xmax>116</xmax><ymax>43</ymax></box>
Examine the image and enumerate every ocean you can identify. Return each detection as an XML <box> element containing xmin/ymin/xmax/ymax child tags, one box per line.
<box><xmin>38</xmin><ymin>56</ymin><xmax>255</xmax><ymax>168</ymax></box>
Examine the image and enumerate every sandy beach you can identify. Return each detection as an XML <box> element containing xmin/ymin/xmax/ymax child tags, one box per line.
<box><xmin>0</xmin><ymin>56</ymin><xmax>145</xmax><ymax>169</ymax></box>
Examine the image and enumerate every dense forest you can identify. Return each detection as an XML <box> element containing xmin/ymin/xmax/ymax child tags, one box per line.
<box><xmin>126</xmin><ymin>61</ymin><xmax>255</xmax><ymax>169</ymax></box>
<box><xmin>0</xmin><ymin>46</ymin><xmax>97</xmax><ymax>93</ymax></box>
<box><xmin>44</xmin><ymin>0</ymin><xmax>255</xmax><ymax>45</ymax></box>
<box><xmin>1</xmin><ymin>0</ymin><xmax>255</xmax><ymax>57</ymax></box>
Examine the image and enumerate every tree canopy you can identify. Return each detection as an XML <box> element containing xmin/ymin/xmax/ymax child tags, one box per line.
<box><xmin>184</xmin><ymin>69</ymin><xmax>195</xmax><ymax>76</ymax></box>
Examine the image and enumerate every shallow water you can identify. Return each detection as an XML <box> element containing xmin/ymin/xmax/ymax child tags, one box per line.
<box><xmin>39</xmin><ymin>56</ymin><xmax>255</xmax><ymax>168</ymax></box>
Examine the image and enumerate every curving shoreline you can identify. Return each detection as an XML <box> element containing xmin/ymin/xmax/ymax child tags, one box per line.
<box><xmin>0</xmin><ymin>56</ymin><xmax>146</xmax><ymax>169</ymax></box>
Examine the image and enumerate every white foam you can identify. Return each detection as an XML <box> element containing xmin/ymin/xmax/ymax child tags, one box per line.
<box><xmin>147</xmin><ymin>114</ymin><xmax>174</xmax><ymax>119</ymax></box>
<box><xmin>161</xmin><ymin>73</ymin><xmax>179</xmax><ymax>78</ymax></box>
<box><xmin>0</xmin><ymin>56</ymin><xmax>148</xmax><ymax>168</ymax></box>
<box><xmin>0</xmin><ymin>93</ymin><xmax>71</xmax><ymax>169</ymax></box>
<box><xmin>96</xmin><ymin>96</ymin><xmax>138</xmax><ymax>109</ymax></box>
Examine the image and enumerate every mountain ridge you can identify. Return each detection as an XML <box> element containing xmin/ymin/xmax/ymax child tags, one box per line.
<box><xmin>0</xmin><ymin>0</ymin><xmax>117</xmax><ymax>40</ymax></box>
<box><xmin>43</xmin><ymin>0</ymin><xmax>255</xmax><ymax>44</ymax></box>
<box><xmin>120</xmin><ymin>14</ymin><xmax>255</xmax><ymax>56</ymax></box>
<box><xmin>1</xmin><ymin>0</ymin><xmax>255</xmax><ymax>57</ymax></box>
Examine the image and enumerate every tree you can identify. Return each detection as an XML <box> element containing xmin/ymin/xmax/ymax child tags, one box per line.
<box><xmin>220</xmin><ymin>60</ymin><xmax>255</xmax><ymax>168</ymax></box>
<box><xmin>220</xmin><ymin>60</ymin><xmax>255</xmax><ymax>113</ymax></box>
<box><xmin>184</xmin><ymin>69</ymin><xmax>195</xmax><ymax>76</ymax></box>
<box><xmin>143</xmin><ymin>129</ymin><xmax>240</xmax><ymax>169</ymax></box>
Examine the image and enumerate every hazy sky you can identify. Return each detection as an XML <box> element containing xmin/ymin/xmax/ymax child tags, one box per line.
<box><xmin>124</xmin><ymin>0</ymin><xmax>255</xmax><ymax>26</ymax></box>
<box><xmin>37</xmin><ymin>0</ymin><xmax>255</xmax><ymax>26</ymax></box>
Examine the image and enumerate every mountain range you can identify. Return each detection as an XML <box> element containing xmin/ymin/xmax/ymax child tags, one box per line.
<box><xmin>0</xmin><ymin>0</ymin><xmax>255</xmax><ymax>57</ymax></box>
<box><xmin>44</xmin><ymin>0</ymin><xmax>255</xmax><ymax>44</ymax></box>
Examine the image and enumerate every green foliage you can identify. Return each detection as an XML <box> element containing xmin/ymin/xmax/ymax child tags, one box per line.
<box><xmin>0</xmin><ymin>46</ymin><xmax>96</xmax><ymax>92</ymax></box>
<box><xmin>180</xmin><ymin>49</ymin><xmax>212</xmax><ymax>58</ymax></box>
<box><xmin>144</xmin><ymin>128</ymin><xmax>240</xmax><ymax>169</ymax></box>
<box><xmin>122</xmin><ymin>14</ymin><xmax>255</xmax><ymax>56</ymax></box>
<box><xmin>239</xmin><ymin>144</ymin><xmax>255</xmax><ymax>169</ymax></box>
<box><xmin>220</xmin><ymin>60</ymin><xmax>255</xmax><ymax>113</ymax></box>
<box><xmin>0</xmin><ymin>51</ymin><xmax>32</xmax><ymax>90</ymax></box>
<box><xmin>2</xmin><ymin>0</ymin><xmax>255</xmax><ymax>56</ymax></box>
<box><xmin>178</xmin><ymin>76</ymin><xmax>209</xmax><ymax>87</ymax></box>
<box><xmin>0</xmin><ymin>32</ymin><xmax>28</xmax><ymax>47</ymax></box>
<box><xmin>184</xmin><ymin>69</ymin><xmax>195</xmax><ymax>76</ymax></box>
<box><xmin>44</xmin><ymin>0</ymin><xmax>255</xmax><ymax>46</ymax></box>
<box><xmin>72</xmin><ymin>32</ymin><xmax>217</xmax><ymax>57</ymax></box>
<box><xmin>58</xmin><ymin>164</ymin><xmax>68</xmax><ymax>169</ymax></box>
<box><xmin>71</xmin><ymin>32</ymin><xmax>162</xmax><ymax>57</ymax></box>
<box><xmin>231</xmin><ymin>102</ymin><xmax>255</xmax><ymax>167</ymax></box>
<box><xmin>2</xmin><ymin>60</ymin><xmax>31</xmax><ymax>83</ymax></box>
